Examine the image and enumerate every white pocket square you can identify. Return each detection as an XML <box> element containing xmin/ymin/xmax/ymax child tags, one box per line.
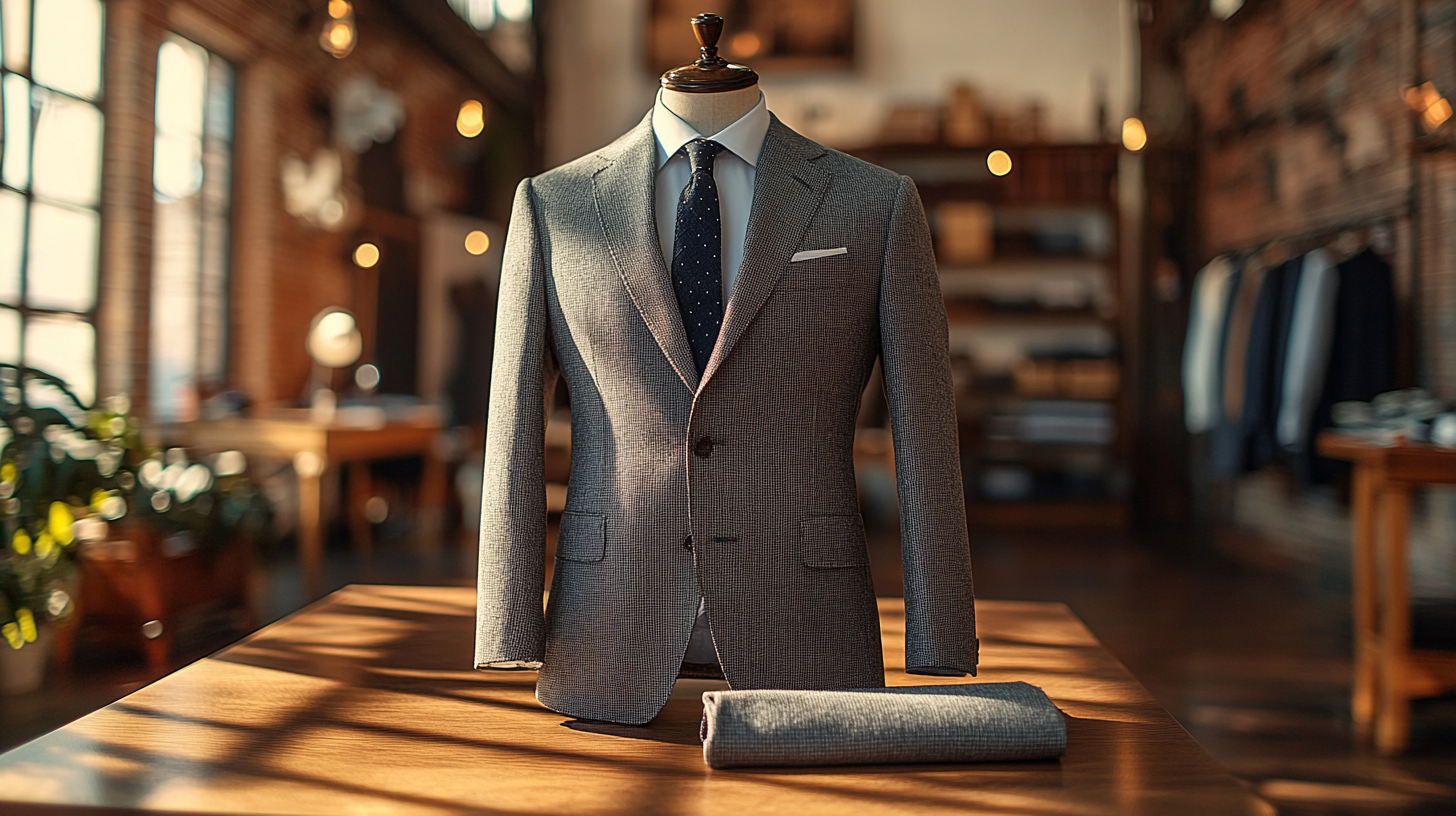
<box><xmin>790</xmin><ymin>247</ymin><xmax>848</xmax><ymax>262</ymax></box>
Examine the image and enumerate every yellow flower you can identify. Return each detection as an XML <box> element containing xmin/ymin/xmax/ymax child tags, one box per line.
<box><xmin>49</xmin><ymin>502</ymin><xmax>74</xmax><ymax>546</ymax></box>
<box><xmin>35</xmin><ymin>532</ymin><xmax>53</xmax><ymax>559</ymax></box>
<box><xmin>0</xmin><ymin>462</ymin><xmax>13</xmax><ymax>483</ymax></box>
<box><xmin>91</xmin><ymin>489</ymin><xmax>109</xmax><ymax>512</ymax></box>
<box><xmin>1</xmin><ymin>622</ymin><xmax>20</xmax><ymax>650</ymax></box>
<box><xmin>12</xmin><ymin>528</ymin><xmax>30</xmax><ymax>555</ymax></box>
<box><xmin>16</xmin><ymin>608</ymin><xmax>35</xmax><ymax>643</ymax></box>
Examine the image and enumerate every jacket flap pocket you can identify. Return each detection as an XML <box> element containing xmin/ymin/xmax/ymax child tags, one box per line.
<box><xmin>557</xmin><ymin>511</ymin><xmax>605</xmax><ymax>562</ymax></box>
<box><xmin>800</xmin><ymin>514</ymin><xmax>869</xmax><ymax>569</ymax></box>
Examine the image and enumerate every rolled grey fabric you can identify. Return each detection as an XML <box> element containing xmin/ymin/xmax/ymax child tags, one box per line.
<box><xmin>701</xmin><ymin>682</ymin><xmax>1066</xmax><ymax>769</ymax></box>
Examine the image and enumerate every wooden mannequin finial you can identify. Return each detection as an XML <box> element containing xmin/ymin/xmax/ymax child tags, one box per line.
<box><xmin>692</xmin><ymin>14</ymin><xmax>725</xmax><ymax>65</ymax></box>
<box><xmin>661</xmin><ymin>12</ymin><xmax>758</xmax><ymax>93</ymax></box>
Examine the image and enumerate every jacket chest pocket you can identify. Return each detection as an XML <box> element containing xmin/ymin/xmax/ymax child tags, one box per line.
<box><xmin>800</xmin><ymin>514</ymin><xmax>869</xmax><ymax>569</ymax></box>
<box><xmin>556</xmin><ymin>511</ymin><xmax>606</xmax><ymax>562</ymax></box>
<box><xmin>779</xmin><ymin>255</ymin><xmax>856</xmax><ymax>294</ymax></box>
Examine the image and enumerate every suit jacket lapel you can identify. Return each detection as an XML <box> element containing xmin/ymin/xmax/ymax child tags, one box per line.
<box><xmin>701</xmin><ymin>115</ymin><xmax>831</xmax><ymax>386</ymax></box>
<box><xmin>593</xmin><ymin>115</ymin><xmax>700</xmax><ymax>394</ymax></box>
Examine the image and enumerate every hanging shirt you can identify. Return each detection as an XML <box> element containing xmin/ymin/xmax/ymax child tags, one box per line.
<box><xmin>652</xmin><ymin>88</ymin><xmax>770</xmax><ymax>303</ymax></box>
<box><xmin>1277</xmin><ymin>249</ymin><xmax>1339</xmax><ymax>451</ymax></box>
<box><xmin>1183</xmin><ymin>256</ymin><xmax>1238</xmax><ymax>433</ymax></box>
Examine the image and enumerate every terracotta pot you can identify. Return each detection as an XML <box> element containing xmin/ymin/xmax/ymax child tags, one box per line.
<box><xmin>0</xmin><ymin>625</ymin><xmax>53</xmax><ymax>695</ymax></box>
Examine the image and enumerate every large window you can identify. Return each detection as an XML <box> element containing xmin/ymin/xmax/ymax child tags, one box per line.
<box><xmin>149</xmin><ymin>35</ymin><xmax>232</xmax><ymax>423</ymax></box>
<box><xmin>0</xmin><ymin>0</ymin><xmax>106</xmax><ymax>406</ymax></box>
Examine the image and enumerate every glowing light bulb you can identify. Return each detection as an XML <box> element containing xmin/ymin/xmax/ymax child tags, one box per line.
<box><xmin>987</xmin><ymin>150</ymin><xmax>1012</xmax><ymax>177</ymax></box>
<box><xmin>353</xmin><ymin>242</ymin><xmax>380</xmax><ymax>268</ymax></box>
<box><xmin>1122</xmin><ymin>117</ymin><xmax>1148</xmax><ymax>151</ymax></box>
<box><xmin>465</xmin><ymin>230</ymin><xmax>490</xmax><ymax>255</ymax></box>
<box><xmin>320</xmin><ymin>1</ymin><xmax>356</xmax><ymax>59</ymax></box>
<box><xmin>457</xmin><ymin>100</ymin><xmax>485</xmax><ymax>138</ymax></box>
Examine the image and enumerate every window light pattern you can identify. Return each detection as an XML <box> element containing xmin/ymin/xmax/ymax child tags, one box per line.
<box><xmin>149</xmin><ymin>35</ymin><xmax>233</xmax><ymax>423</ymax></box>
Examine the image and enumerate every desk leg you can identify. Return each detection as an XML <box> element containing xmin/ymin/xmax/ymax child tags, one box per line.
<box><xmin>295</xmin><ymin>453</ymin><xmax>326</xmax><ymax>600</ymax></box>
<box><xmin>1375</xmin><ymin>481</ymin><xmax>1412</xmax><ymax>755</ymax></box>
<box><xmin>1350</xmin><ymin>464</ymin><xmax>1378</xmax><ymax>737</ymax></box>
<box><xmin>348</xmin><ymin>461</ymin><xmax>373</xmax><ymax>562</ymax></box>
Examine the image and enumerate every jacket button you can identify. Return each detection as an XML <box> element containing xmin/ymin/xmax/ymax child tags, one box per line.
<box><xmin>683</xmin><ymin>535</ymin><xmax>693</xmax><ymax>550</ymax></box>
<box><xmin>694</xmin><ymin>436</ymin><xmax>714</xmax><ymax>458</ymax></box>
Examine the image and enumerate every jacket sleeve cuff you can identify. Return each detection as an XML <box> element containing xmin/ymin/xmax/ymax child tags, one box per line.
<box><xmin>905</xmin><ymin>665</ymin><xmax>970</xmax><ymax>677</ymax></box>
<box><xmin>476</xmin><ymin>660</ymin><xmax>543</xmax><ymax>671</ymax></box>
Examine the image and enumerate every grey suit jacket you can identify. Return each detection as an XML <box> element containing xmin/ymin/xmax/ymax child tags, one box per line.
<box><xmin>475</xmin><ymin>112</ymin><xmax>978</xmax><ymax>725</ymax></box>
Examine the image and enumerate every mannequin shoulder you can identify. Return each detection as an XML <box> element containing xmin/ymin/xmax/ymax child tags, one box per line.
<box><xmin>768</xmin><ymin>120</ymin><xmax>905</xmax><ymax>197</ymax></box>
<box><xmin>816</xmin><ymin>147</ymin><xmax>907</xmax><ymax>194</ymax></box>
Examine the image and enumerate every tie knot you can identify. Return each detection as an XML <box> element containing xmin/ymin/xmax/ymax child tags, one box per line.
<box><xmin>684</xmin><ymin>139</ymin><xmax>725</xmax><ymax>174</ymax></box>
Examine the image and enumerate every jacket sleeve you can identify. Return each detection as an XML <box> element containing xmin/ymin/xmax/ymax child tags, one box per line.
<box><xmin>878</xmin><ymin>175</ymin><xmax>979</xmax><ymax>677</ymax></box>
<box><xmin>475</xmin><ymin>178</ymin><xmax>560</xmax><ymax>670</ymax></box>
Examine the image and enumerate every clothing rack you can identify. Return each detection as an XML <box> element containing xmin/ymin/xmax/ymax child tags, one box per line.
<box><xmin>1221</xmin><ymin>210</ymin><xmax>1405</xmax><ymax>267</ymax></box>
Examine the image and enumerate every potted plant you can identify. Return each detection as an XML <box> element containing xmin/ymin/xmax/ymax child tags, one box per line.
<box><xmin>0</xmin><ymin>365</ymin><xmax>275</xmax><ymax>690</ymax></box>
<box><xmin>0</xmin><ymin>366</ymin><xmax>125</xmax><ymax>693</ymax></box>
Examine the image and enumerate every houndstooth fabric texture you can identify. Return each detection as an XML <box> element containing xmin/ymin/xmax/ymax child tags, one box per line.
<box><xmin>475</xmin><ymin>111</ymin><xmax>978</xmax><ymax>725</ymax></box>
<box><xmin>700</xmin><ymin>682</ymin><xmax>1066</xmax><ymax>768</ymax></box>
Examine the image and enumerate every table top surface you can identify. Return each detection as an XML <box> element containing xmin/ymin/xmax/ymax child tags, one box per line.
<box><xmin>1316</xmin><ymin>430</ymin><xmax>1456</xmax><ymax>483</ymax></box>
<box><xmin>182</xmin><ymin>411</ymin><xmax>442</xmax><ymax>461</ymax></box>
<box><xmin>0</xmin><ymin>585</ymin><xmax>1271</xmax><ymax>816</ymax></box>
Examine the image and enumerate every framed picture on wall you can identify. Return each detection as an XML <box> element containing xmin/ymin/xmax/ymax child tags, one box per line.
<box><xmin>648</xmin><ymin>0</ymin><xmax>854</xmax><ymax>73</ymax></box>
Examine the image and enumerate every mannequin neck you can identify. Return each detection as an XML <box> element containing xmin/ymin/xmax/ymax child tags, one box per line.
<box><xmin>661</xmin><ymin>84</ymin><xmax>761</xmax><ymax>137</ymax></box>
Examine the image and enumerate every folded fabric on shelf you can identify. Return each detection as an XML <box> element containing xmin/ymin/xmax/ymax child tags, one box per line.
<box><xmin>700</xmin><ymin>681</ymin><xmax>1066</xmax><ymax>769</ymax></box>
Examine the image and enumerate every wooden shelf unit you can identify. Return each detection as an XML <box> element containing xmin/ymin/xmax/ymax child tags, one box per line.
<box><xmin>852</xmin><ymin>142</ymin><xmax>1128</xmax><ymax>526</ymax></box>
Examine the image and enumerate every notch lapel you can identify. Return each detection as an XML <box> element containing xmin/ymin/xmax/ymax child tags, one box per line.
<box><xmin>593</xmin><ymin>117</ymin><xmax>700</xmax><ymax>394</ymax></box>
<box><xmin>701</xmin><ymin>116</ymin><xmax>831</xmax><ymax>386</ymax></box>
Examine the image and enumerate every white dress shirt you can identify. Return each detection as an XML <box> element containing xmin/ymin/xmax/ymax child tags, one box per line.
<box><xmin>652</xmin><ymin>89</ymin><xmax>770</xmax><ymax>302</ymax></box>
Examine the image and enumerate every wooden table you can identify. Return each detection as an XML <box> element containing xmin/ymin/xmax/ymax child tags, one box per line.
<box><xmin>0</xmin><ymin>585</ymin><xmax>1270</xmax><ymax>815</ymax></box>
<box><xmin>1316</xmin><ymin>431</ymin><xmax>1456</xmax><ymax>754</ymax></box>
<box><xmin>184</xmin><ymin>413</ymin><xmax>447</xmax><ymax>598</ymax></box>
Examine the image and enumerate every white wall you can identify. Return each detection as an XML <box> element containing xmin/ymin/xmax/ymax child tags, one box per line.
<box><xmin>545</xmin><ymin>0</ymin><xmax>1137</xmax><ymax>165</ymax></box>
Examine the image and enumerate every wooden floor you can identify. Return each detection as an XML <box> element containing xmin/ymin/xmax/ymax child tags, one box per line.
<box><xmin>2</xmin><ymin>524</ymin><xmax>1453</xmax><ymax>815</ymax></box>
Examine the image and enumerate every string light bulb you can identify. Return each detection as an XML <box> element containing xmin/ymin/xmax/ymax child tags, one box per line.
<box><xmin>1122</xmin><ymin>117</ymin><xmax>1148</xmax><ymax>151</ymax></box>
<box><xmin>353</xmin><ymin>242</ymin><xmax>380</xmax><ymax>268</ymax></box>
<box><xmin>457</xmin><ymin>100</ymin><xmax>485</xmax><ymax>138</ymax></box>
<box><xmin>465</xmin><ymin>230</ymin><xmax>490</xmax><ymax>255</ymax></box>
<box><xmin>1407</xmin><ymin>82</ymin><xmax>1453</xmax><ymax>132</ymax></box>
<box><xmin>986</xmin><ymin>150</ymin><xmax>1013</xmax><ymax>177</ymax></box>
<box><xmin>321</xmin><ymin>0</ymin><xmax>357</xmax><ymax>59</ymax></box>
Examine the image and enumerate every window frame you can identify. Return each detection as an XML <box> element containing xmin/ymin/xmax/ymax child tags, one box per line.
<box><xmin>0</xmin><ymin>0</ymin><xmax>108</xmax><ymax>408</ymax></box>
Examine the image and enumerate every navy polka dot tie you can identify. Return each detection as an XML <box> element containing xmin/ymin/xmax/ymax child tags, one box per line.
<box><xmin>671</xmin><ymin>139</ymin><xmax>727</xmax><ymax>374</ymax></box>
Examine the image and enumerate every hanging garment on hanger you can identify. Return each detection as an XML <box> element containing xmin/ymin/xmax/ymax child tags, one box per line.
<box><xmin>1298</xmin><ymin>247</ymin><xmax>1397</xmax><ymax>485</ymax></box>
<box><xmin>1235</xmin><ymin>258</ymin><xmax>1296</xmax><ymax>473</ymax></box>
<box><xmin>1210</xmin><ymin>257</ymin><xmax>1277</xmax><ymax>477</ymax></box>
<box><xmin>1182</xmin><ymin>255</ymin><xmax>1239</xmax><ymax>433</ymax></box>
<box><xmin>1277</xmin><ymin>248</ymin><xmax>1339</xmax><ymax>452</ymax></box>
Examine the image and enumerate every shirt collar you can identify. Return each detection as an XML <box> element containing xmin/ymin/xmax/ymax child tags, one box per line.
<box><xmin>651</xmin><ymin>88</ymin><xmax>769</xmax><ymax>170</ymax></box>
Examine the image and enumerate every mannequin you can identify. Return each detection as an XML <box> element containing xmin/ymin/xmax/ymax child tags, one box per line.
<box><xmin>661</xmin><ymin>84</ymin><xmax>760</xmax><ymax>137</ymax></box>
<box><xmin>474</xmin><ymin>11</ymin><xmax>979</xmax><ymax>726</ymax></box>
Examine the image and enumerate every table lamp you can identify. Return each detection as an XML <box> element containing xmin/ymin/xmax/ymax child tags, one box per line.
<box><xmin>306</xmin><ymin>307</ymin><xmax>363</xmax><ymax>423</ymax></box>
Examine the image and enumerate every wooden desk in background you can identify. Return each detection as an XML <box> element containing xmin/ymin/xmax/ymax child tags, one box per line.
<box><xmin>1316</xmin><ymin>431</ymin><xmax>1456</xmax><ymax>754</ymax></box>
<box><xmin>184</xmin><ymin>413</ymin><xmax>447</xmax><ymax>598</ymax></box>
<box><xmin>0</xmin><ymin>585</ymin><xmax>1270</xmax><ymax>815</ymax></box>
